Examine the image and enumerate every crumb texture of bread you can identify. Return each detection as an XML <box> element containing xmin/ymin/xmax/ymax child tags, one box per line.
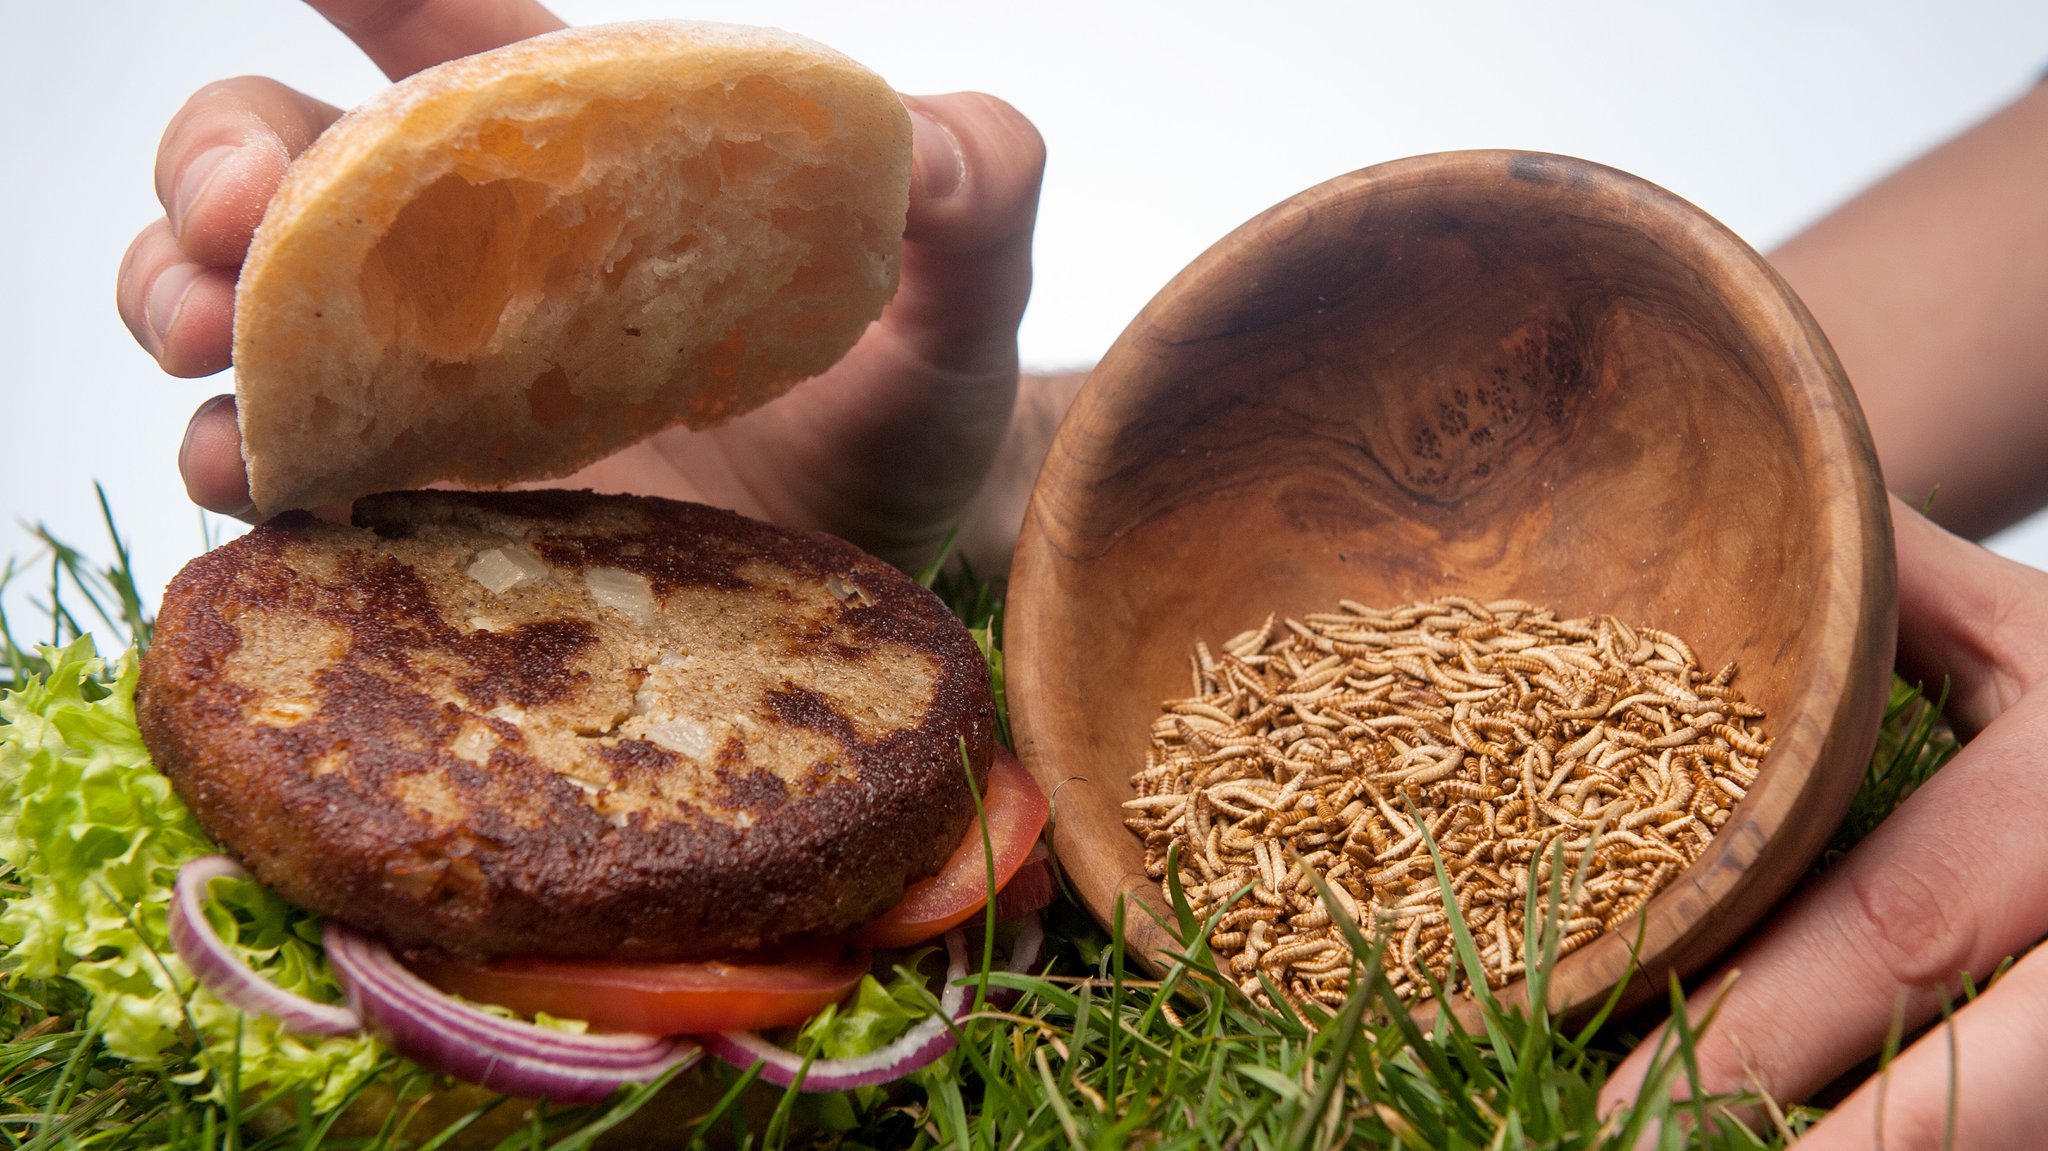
<box><xmin>234</xmin><ymin>22</ymin><xmax>912</xmax><ymax>516</ymax></box>
<box><xmin>135</xmin><ymin>491</ymin><xmax>995</xmax><ymax>961</ymax></box>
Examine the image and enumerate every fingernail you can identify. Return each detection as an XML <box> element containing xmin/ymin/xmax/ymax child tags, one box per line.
<box><xmin>171</xmin><ymin>144</ymin><xmax>237</xmax><ymax>237</ymax></box>
<box><xmin>146</xmin><ymin>263</ymin><xmax>200</xmax><ymax>355</ymax></box>
<box><xmin>907</xmin><ymin>103</ymin><xmax>963</xmax><ymax>201</ymax></box>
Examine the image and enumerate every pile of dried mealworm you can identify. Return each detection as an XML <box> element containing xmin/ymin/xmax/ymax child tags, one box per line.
<box><xmin>1123</xmin><ymin>596</ymin><xmax>1768</xmax><ymax>1010</ymax></box>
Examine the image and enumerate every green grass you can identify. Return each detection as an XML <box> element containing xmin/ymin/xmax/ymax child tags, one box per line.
<box><xmin>1</xmin><ymin>484</ymin><xmax>154</xmax><ymax>689</ymax></box>
<box><xmin>0</xmin><ymin>507</ymin><xmax>1963</xmax><ymax>1149</ymax></box>
<box><xmin>1826</xmin><ymin>676</ymin><xmax>1956</xmax><ymax>860</ymax></box>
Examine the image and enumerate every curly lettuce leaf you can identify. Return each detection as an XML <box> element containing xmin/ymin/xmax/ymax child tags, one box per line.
<box><xmin>799</xmin><ymin>971</ymin><xmax>928</xmax><ymax>1060</ymax></box>
<box><xmin>0</xmin><ymin>636</ymin><xmax>383</xmax><ymax>1110</ymax></box>
<box><xmin>778</xmin><ymin>959</ymin><xmax>947</xmax><ymax>1129</ymax></box>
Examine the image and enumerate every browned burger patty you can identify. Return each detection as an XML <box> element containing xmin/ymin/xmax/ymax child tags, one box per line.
<box><xmin>136</xmin><ymin>489</ymin><xmax>996</xmax><ymax>962</ymax></box>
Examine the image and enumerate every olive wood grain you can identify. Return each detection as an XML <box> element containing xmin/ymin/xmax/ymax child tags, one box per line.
<box><xmin>1007</xmin><ymin>150</ymin><xmax>1896</xmax><ymax>1022</ymax></box>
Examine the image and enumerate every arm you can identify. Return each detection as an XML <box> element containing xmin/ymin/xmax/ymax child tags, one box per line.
<box><xmin>1602</xmin><ymin>78</ymin><xmax>2048</xmax><ymax>1144</ymax></box>
<box><xmin>1769</xmin><ymin>79</ymin><xmax>2048</xmax><ymax>538</ymax></box>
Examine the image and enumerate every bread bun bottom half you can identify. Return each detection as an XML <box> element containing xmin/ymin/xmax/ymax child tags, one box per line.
<box><xmin>233</xmin><ymin>21</ymin><xmax>912</xmax><ymax>516</ymax></box>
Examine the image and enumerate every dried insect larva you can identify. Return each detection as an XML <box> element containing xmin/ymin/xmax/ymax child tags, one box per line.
<box><xmin>1619</xmin><ymin>802</ymin><xmax>1680</xmax><ymax>831</ymax></box>
<box><xmin>1126</xmin><ymin>594</ymin><xmax>1767</xmax><ymax>1011</ymax></box>
<box><xmin>1434</xmin><ymin>779</ymin><xmax>1498</xmax><ymax>804</ymax></box>
<box><xmin>1710</xmin><ymin>775</ymin><xmax>1749</xmax><ymax>803</ymax></box>
<box><xmin>1292</xmin><ymin>948</ymin><xmax>1354</xmax><ymax>978</ymax></box>
<box><xmin>1622</xmin><ymin>844</ymin><xmax>1688</xmax><ymax>867</ymax></box>
<box><xmin>1249</xmin><ymin>883</ymin><xmax>1287</xmax><ymax>909</ymax></box>
<box><xmin>1647</xmin><ymin>723</ymin><xmax>1711</xmax><ymax>749</ymax></box>
<box><xmin>1655</xmin><ymin>814</ymin><xmax>1699</xmax><ymax>841</ymax></box>
<box><xmin>1260</xmin><ymin>937</ymin><xmax>1339</xmax><ymax>973</ymax></box>
<box><xmin>1223</xmin><ymin>614</ymin><xmax>1278</xmax><ymax>657</ymax></box>
<box><xmin>1211</xmin><ymin>776</ymin><xmax>1279</xmax><ymax>804</ymax></box>
<box><xmin>1713</xmin><ymin>723</ymin><xmax>1773</xmax><ymax>759</ymax></box>
<box><xmin>1554</xmin><ymin>928</ymin><xmax>1602</xmax><ymax>955</ymax></box>
<box><xmin>1557</xmin><ymin>724</ymin><xmax>1606</xmax><ymax>764</ymax></box>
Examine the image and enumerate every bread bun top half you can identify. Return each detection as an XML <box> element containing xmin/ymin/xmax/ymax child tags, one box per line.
<box><xmin>233</xmin><ymin>22</ymin><xmax>911</xmax><ymax>516</ymax></box>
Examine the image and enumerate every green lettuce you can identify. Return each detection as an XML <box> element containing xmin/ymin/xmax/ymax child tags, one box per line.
<box><xmin>0</xmin><ymin>636</ymin><xmax>383</xmax><ymax>1110</ymax></box>
<box><xmin>782</xmin><ymin>966</ymin><xmax>935</xmax><ymax>1130</ymax></box>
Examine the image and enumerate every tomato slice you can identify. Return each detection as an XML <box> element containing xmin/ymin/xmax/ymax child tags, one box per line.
<box><xmin>406</xmin><ymin>946</ymin><xmax>869</xmax><ymax>1035</ymax></box>
<box><xmin>406</xmin><ymin>752</ymin><xmax>1046</xmax><ymax>1029</ymax></box>
<box><xmin>857</xmin><ymin>749</ymin><xmax>1050</xmax><ymax>948</ymax></box>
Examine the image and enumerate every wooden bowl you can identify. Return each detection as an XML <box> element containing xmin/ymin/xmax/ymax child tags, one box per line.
<box><xmin>1006</xmin><ymin>150</ymin><xmax>1896</xmax><ymax>1019</ymax></box>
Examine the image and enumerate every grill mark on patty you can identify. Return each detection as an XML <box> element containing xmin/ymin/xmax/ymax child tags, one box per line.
<box><xmin>715</xmin><ymin>734</ymin><xmax>748</xmax><ymax>769</ymax></box>
<box><xmin>596</xmin><ymin>737</ymin><xmax>677</xmax><ymax>774</ymax></box>
<box><xmin>788</xmin><ymin>615</ymin><xmax>868</xmax><ymax>663</ymax></box>
<box><xmin>765</xmin><ymin>683</ymin><xmax>857</xmax><ymax>741</ymax></box>
<box><xmin>537</xmin><ymin>533</ymin><xmax>755</xmax><ymax>595</ymax></box>
<box><xmin>458</xmin><ymin>621</ymin><xmax>600</xmax><ymax>708</ymax></box>
<box><xmin>763</xmin><ymin>682</ymin><xmax>957</xmax><ymax>798</ymax></box>
<box><xmin>717</xmin><ymin>764</ymin><xmax>789</xmax><ymax>812</ymax></box>
<box><xmin>319</xmin><ymin>553</ymin><xmax>599</xmax><ymax>711</ymax></box>
<box><xmin>242</xmin><ymin>552</ymin><xmax>607</xmax><ymax>836</ymax></box>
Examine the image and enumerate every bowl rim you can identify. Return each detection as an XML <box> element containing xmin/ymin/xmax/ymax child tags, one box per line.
<box><xmin>1006</xmin><ymin>148</ymin><xmax>1897</xmax><ymax>1021</ymax></box>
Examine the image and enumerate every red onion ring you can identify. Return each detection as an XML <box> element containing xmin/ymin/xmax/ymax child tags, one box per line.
<box><xmin>322</xmin><ymin>925</ymin><xmax>679</xmax><ymax>1064</ymax></box>
<box><xmin>323</xmin><ymin>922</ymin><xmax>700</xmax><ymax>1102</ymax></box>
<box><xmin>172</xmin><ymin>857</ymin><xmax>1042</xmax><ymax>1100</ymax></box>
<box><xmin>169</xmin><ymin>855</ymin><xmax>361</xmax><ymax>1037</ymax></box>
<box><xmin>702</xmin><ymin>911</ymin><xmax>1045</xmax><ymax>1091</ymax></box>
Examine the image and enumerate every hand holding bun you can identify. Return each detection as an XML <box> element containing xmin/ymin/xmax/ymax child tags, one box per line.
<box><xmin>120</xmin><ymin>0</ymin><xmax>1046</xmax><ymax>568</ymax></box>
<box><xmin>235</xmin><ymin>22</ymin><xmax>911</xmax><ymax>516</ymax></box>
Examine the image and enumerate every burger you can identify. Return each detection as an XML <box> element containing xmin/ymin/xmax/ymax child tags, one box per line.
<box><xmin>138</xmin><ymin>488</ymin><xmax>1051</xmax><ymax>1108</ymax></box>
<box><xmin>0</xmin><ymin>19</ymin><xmax>1050</xmax><ymax>1132</ymax></box>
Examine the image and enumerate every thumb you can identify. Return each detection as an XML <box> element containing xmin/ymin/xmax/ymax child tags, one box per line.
<box><xmin>301</xmin><ymin>0</ymin><xmax>567</xmax><ymax>80</ymax></box>
<box><xmin>893</xmin><ymin>92</ymin><xmax>1046</xmax><ymax>376</ymax></box>
<box><xmin>1893</xmin><ymin>493</ymin><xmax>2048</xmax><ymax>736</ymax></box>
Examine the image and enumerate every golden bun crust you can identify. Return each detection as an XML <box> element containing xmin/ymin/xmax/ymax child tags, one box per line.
<box><xmin>136</xmin><ymin>490</ymin><xmax>996</xmax><ymax>962</ymax></box>
<box><xmin>233</xmin><ymin>22</ymin><xmax>911</xmax><ymax>516</ymax></box>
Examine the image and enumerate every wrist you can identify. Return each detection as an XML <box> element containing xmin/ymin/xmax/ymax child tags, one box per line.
<box><xmin>954</xmin><ymin>369</ymin><xmax>1089</xmax><ymax>576</ymax></box>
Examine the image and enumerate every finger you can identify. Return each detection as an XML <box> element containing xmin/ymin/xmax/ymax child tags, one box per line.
<box><xmin>180</xmin><ymin>394</ymin><xmax>257</xmax><ymax>519</ymax></box>
<box><xmin>116</xmin><ymin>220</ymin><xmax>236</xmax><ymax>376</ymax></box>
<box><xmin>728</xmin><ymin>91</ymin><xmax>1045</xmax><ymax>561</ymax></box>
<box><xmin>1797</xmin><ymin>944</ymin><xmax>2048</xmax><ymax>1151</ymax></box>
<box><xmin>1601</xmin><ymin>684</ymin><xmax>2048</xmax><ymax>1115</ymax></box>
<box><xmin>894</xmin><ymin>92</ymin><xmax>1046</xmax><ymax>372</ymax></box>
<box><xmin>154</xmin><ymin>76</ymin><xmax>342</xmax><ymax>266</ymax></box>
<box><xmin>302</xmin><ymin>0</ymin><xmax>566</xmax><ymax>80</ymax></box>
<box><xmin>1893</xmin><ymin>495</ymin><xmax>2048</xmax><ymax>736</ymax></box>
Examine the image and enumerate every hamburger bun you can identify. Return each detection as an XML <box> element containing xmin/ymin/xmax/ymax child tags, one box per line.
<box><xmin>232</xmin><ymin>22</ymin><xmax>913</xmax><ymax>517</ymax></box>
<box><xmin>136</xmin><ymin>489</ymin><xmax>996</xmax><ymax>962</ymax></box>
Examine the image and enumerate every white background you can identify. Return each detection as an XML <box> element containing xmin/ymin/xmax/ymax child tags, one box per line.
<box><xmin>4</xmin><ymin>1</ymin><xmax>2047</xmax><ymax>633</ymax></box>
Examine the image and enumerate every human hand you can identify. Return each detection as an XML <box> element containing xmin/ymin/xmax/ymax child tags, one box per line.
<box><xmin>1600</xmin><ymin>495</ymin><xmax>2048</xmax><ymax>1147</ymax></box>
<box><xmin>115</xmin><ymin>0</ymin><xmax>1046</xmax><ymax>570</ymax></box>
